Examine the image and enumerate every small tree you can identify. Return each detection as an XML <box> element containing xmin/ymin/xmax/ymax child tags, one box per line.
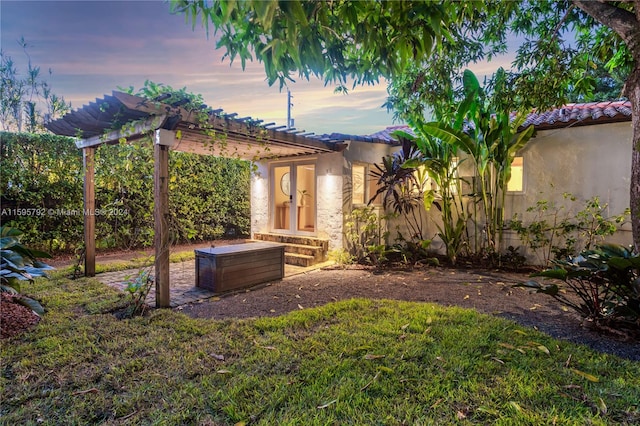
<box><xmin>0</xmin><ymin>38</ymin><xmax>70</xmax><ymax>132</ymax></box>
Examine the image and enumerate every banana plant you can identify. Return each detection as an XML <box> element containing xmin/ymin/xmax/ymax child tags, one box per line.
<box><xmin>400</xmin><ymin>125</ymin><xmax>469</xmax><ymax>264</ymax></box>
<box><xmin>420</xmin><ymin>69</ymin><xmax>534</xmax><ymax>257</ymax></box>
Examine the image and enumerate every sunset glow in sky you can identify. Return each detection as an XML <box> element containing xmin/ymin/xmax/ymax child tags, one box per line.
<box><xmin>1</xmin><ymin>0</ymin><xmax>514</xmax><ymax>135</ymax></box>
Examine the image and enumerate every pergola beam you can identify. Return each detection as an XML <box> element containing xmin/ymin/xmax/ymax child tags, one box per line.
<box><xmin>75</xmin><ymin>114</ymin><xmax>168</xmax><ymax>148</ymax></box>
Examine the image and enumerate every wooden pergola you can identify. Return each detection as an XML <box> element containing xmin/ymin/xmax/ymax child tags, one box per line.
<box><xmin>46</xmin><ymin>91</ymin><xmax>341</xmax><ymax>307</ymax></box>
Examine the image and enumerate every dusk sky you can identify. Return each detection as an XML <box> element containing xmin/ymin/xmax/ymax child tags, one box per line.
<box><xmin>1</xmin><ymin>0</ymin><xmax>514</xmax><ymax>136</ymax></box>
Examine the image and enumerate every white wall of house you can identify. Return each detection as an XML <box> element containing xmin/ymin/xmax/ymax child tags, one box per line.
<box><xmin>503</xmin><ymin>121</ymin><xmax>633</xmax><ymax>254</ymax></box>
<box><xmin>250</xmin><ymin>140</ymin><xmax>398</xmax><ymax>251</ymax></box>
<box><xmin>252</xmin><ymin>122</ymin><xmax>632</xmax><ymax>263</ymax></box>
<box><xmin>315</xmin><ymin>152</ymin><xmax>344</xmax><ymax>249</ymax></box>
<box><xmin>342</xmin><ymin>140</ymin><xmax>399</xmax><ymax>247</ymax></box>
<box><xmin>376</xmin><ymin>121</ymin><xmax>633</xmax><ymax>263</ymax></box>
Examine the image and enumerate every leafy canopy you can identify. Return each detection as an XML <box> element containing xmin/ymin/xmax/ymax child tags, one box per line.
<box><xmin>170</xmin><ymin>0</ymin><xmax>464</xmax><ymax>89</ymax></box>
<box><xmin>388</xmin><ymin>1</ymin><xmax>633</xmax><ymax>123</ymax></box>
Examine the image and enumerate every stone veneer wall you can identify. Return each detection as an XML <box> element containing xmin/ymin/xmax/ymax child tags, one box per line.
<box><xmin>250</xmin><ymin>161</ymin><xmax>269</xmax><ymax>236</ymax></box>
<box><xmin>314</xmin><ymin>153</ymin><xmax>344</xmax><ymax>250</ymax></box>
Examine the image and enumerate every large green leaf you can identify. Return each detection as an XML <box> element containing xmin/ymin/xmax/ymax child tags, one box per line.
<box><xmin>513</xmin><ymin>280</ymin><xmax>560</xmax><ymax>296</ymax></box>
<box><xmin>0</xmin><ymin>237</ymin><xmax>19</xmax><ymax>250</ymax></box>
<box><xmin>421</xmin><ymin>122</ymin><xmax>475</xmax><ymax>154</ymax></box>
<box><xmin>0</xmin><ymin>227</ymin><xmax>23</xmax><ymax>238</ymax></box>
<box><xmin>462</xmin><ymin>69</ymin><xmax>481</xmax><ymax>97</ymax></box>
<box><xmin>13</xmin><ymin>295</ymin><xmax>45</xmax><ymax>316</ymax></box>
<box><xmin>531</xmin><ymin>268</ymin><xmax>568</xmax><ymax>281</ymax></box>
<box><xmin>598</xmin><ymin>243</ymin><xmax>632</xmax><ymax>258</ymax></box>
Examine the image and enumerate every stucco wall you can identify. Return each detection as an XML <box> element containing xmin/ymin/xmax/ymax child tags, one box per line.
<box><xmin>378</xmin><ymin>121</ymin><xmax>633</xmax><ymax>263</ymax></box>
<box><xmin>504</xmin><ymin>121</ymin><xmax>633</xmax><ymax>251</ymax></box>
<box><xmin>342</xmin><ymin>141</ymin><xmax>400</xmax><ymax>247</ymax></box>
<box><xmin>252</xmin><ymin>123</ymin><xmax>633</xmax><ymax>264</ymax></box>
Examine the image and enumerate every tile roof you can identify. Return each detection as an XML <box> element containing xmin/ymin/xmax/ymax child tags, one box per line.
<box><xmin>366</xmin><ymin>126</ymin><xmax>415</xmax><ymax>143</ymax></box>
<box><xmin>518</xmin><ymin>100</ymin><xmax>632</xmax><ymax>130</ymax></box>
<box><xmin>366</xmin><ymin>100</ymin><xmax>632</xmax><ymax>142</ymax></box>
<box><xmin>313</xmin><ymin>132</ymin><xmax>401</xmax><ymax>145</ymax></box>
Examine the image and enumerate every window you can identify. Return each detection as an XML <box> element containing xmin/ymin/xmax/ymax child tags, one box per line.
<box><xmin>507</xmin><ymin>156</ymin><xmax>524</xmax><ymax>192</ymax></box>
<box><xmin>352</xmin><ymin>164</ymin><xmax>366</xmax><ymax>204</ymax></box>
<box><xmin>352</xmin><ymin>164</ymin><xmax>382</xmax><ymax>205</ymax></box>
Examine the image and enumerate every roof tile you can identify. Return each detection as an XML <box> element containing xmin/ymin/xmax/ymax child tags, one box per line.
<box><xmin>368</xmin><ymin>100</ymin><xmax>632</xmax><ymax>142</ymax></box>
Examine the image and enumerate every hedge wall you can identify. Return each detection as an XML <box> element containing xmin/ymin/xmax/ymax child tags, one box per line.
<box><xmin>0</xmin><ymin>132</ymin><xmax>250</xmax><ymax>252</ymax></box>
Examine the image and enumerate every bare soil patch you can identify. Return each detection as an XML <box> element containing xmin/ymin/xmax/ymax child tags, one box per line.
<box><xmin>1</xmin><ymin>293</ymin><xmax>40</xmax><ymax>339</ymax></box>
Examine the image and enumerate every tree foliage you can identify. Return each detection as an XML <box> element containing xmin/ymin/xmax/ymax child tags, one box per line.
<box><xmin>0</xmin><ymin>38</ymin><xmax>71</xmax><ymax>133</ymax></box>
<box><xmin>170</xmin><ymin>0</ymin><xmax>459</xmax><ymax>89</ymax></box>
<box><xmin>0</xmin><ymin>132</ymin><xmax>84</xmax><ymax>252</ymax></box>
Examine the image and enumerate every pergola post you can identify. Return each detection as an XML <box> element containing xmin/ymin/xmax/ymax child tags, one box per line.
<box><xmin>154</xmin><ymin>129</ymin><xmax>175</xmax><ymax>308</ymax></box>
<box><xmin>83</xmin><ymin>147</ymin><xmax>96</xmax><ymax>277</ymax></box>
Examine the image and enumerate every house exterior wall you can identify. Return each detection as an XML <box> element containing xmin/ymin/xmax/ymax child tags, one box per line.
<box><xmin>251</xmin><ymin>122</ymin><xmax>631</xmax><ymax>265</ymax></box>
<box><xmin>378</xmin><ymin>121</ymin><xmax>633</xmax><ymax>264</ymax></box>
<box><xmin>342</xmin><ymin>140</ymin><xmax>399</xmax><ymax>247</ymax></box>
<box><xmin>315</xmin><ymin>153</ymin><xmax>344</xmax><ymax>249</ymax></box>
<box><xmin>249</xmin><ymin>141</ymin><xmax>398</xmax><ymax>252</ymax></box>
<box><xmin>502</xmin><ymin>121</ymin><xmax>633</xmax><ymax>257</ymax></box>
<box><xmin>250</xmin><ymin>153</ymin><xmax>345</xmax><ymax>250</ymax></box>
<box><xmin>250</xmin><ymin>161</ymin><xmax>270</xmax><ymax>235</ymax></box>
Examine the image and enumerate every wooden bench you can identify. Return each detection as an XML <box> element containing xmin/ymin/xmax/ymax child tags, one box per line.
<box><xmin>195</xmin><ymin>242</ymin><xmax>284</xmax><ymax>293</ymax></box>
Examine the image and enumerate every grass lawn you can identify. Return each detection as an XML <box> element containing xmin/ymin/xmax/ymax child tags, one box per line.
<box><xmin>1</xmin><ymin>272</ymin><xmax>639</xmax><ymax>425</ymax></box>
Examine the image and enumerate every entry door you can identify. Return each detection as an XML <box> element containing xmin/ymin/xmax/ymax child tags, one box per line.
<box><xmin>272</xmin><ymin>163</ymin><xmax>316</xmax><ymax>234</ymax></box>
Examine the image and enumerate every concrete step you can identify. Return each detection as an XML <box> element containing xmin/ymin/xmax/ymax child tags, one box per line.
<box><xmin>285</xmin><ymin>252</ymin><xmax>316</xmax><ymax>267</ymax></box>
<box><xmin>253</xmin><ymin>233</ymin><xmax>328</xmax><ymax>266</ymax></box>
<box><xmin>253</xmin><ymin>233</ymin><xmax>328</xmax><ymax>249</ymax></box>
<box><xmin>282</xmin><ymin>242</ymin><xmax>325</xmax><ymax>259</ymax></box>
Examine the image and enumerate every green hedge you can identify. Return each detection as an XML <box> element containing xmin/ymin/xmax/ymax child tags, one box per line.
<box><xmin>0</xmin><ymin>132</ymin><xmax>250</xmax><ymax>252</ymax></box>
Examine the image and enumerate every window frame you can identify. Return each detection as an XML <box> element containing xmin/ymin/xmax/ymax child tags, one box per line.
<box><xmin>506</xmin><ymin>156</ymin><xmax>525</xmax><ymax>193</ymax></box>
<box><xmin>352</xmin><ymin>163</ymin><xmax>383</xmax><ymax>206</ymax></box>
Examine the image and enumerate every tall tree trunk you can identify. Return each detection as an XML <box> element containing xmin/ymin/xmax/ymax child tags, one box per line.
<box><xmin>627</xmin><ymin>66</ymin><xmax>640</xmax><ymax>251</ymax></box>
<box><xmin>573</xmin><ymin>0</ymin><xmax>640</xmax><ymax>250</ymax></box>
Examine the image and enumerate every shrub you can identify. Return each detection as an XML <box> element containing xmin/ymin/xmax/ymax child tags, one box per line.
<box><xmin>1</xmin><ymin>132</ymin><xmax>251</xmax><ymax>252</ymax></box>
<box><xmin>509</xmin><ymin>193</ymin><xmax>629</xmax><ymax>266</ymax></box>
<box><xmin>0</xmin><ymin>225</ymin><xmax>53</xmax><ymax>315</ymax></box>
<box><xmin>516</xmin><ymin>244</ymin><xmax>640</xmax><ymax>332</ymax></box>
<box><xmin>343</xmin><ymin>206</ymin><xmax>391</xmax><ymax>266</ymax></box>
